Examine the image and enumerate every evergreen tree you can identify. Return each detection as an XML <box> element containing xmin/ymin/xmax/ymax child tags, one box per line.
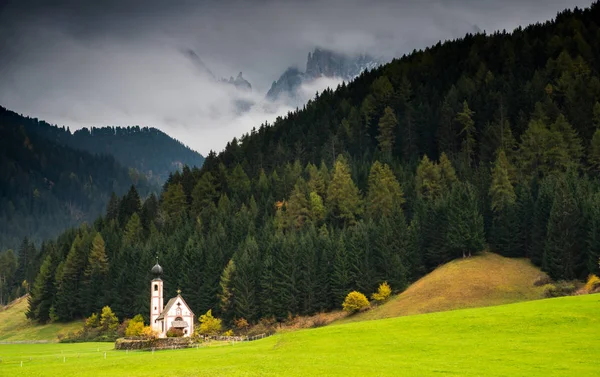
<box><xmin>366</xmin><ymin>161</ymin><xmax>405</xmax><ymax>219</ymax></box>
<box><xmin>376</xmin><ymin>107</ymin><xmax>398</xmax><ymax>158</ymax></box>
<box><xmin>83</xmin><ymin>233</ymin><xmax>109</xmax><ymax>314</ymax></box>
<box><xmin>456</xmin><ymin>101</ymin><xmax>476</xmax><ymax>167</ymax></box>
<box><xmin>589</xmin><ymin>129</ymin><xmax>600</xmax><ymax>172</ymax></box>
<box><xmin>27</xmin><ymin>254</ymin><xmax>55</xmax><ymax>322</ymax></box>
<box><xmin>438</xmin><ymin>152</ymin><xmax>458</xmax><ymax>191</ymax></box>
<box><xmin>586</xmin><ymin>193</ymin><xmax>600</xmax><ymax>275</ymax></box>
<box><xmin>415</xmin><ymin>155</ymin><xmax>441</xmax><ymax>200</ymax></box>
<box><xmin>489</xmin><ymin>149</ymin><xmax>516</xmax><ymax>212</ymax></box>
<box><xmin>543</xmin><ymin>177</ymin><xmax>582</xmax><ymax>280</ymax></box>
<box><xmin>326</xmin><ymin>155</ymin><xmax>363</xmax><ymax>226</ymax></box>
<box><xmin>446</xmin><ymin>182</ymin><xmax>485</xmax><ymax>258</ymax></box>
<box><xmin>529</xmin><ymin>177</ymin><xmax>554</xmax><ymax>266</ymax></box>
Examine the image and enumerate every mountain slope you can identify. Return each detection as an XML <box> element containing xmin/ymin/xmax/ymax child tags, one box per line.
<box><xmin>5</xmin><ymin>106</ymin><xmax>204</xmax><ymax>184</ymax></box>
<box><xmin>338</xmin><ymin>252</ymin><xmax>549</xmax><ymax>324</ymax></box>
<box><xmin>0</xmin><ymin>106</ymin><xmax>152</xmax><ymax>251</ymax></box>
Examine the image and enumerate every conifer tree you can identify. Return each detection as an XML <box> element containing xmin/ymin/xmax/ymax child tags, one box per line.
<box><xmin>123</xmin><ymin>213</ymin><xmax>143</xmax><ymax>247</ymax></box>
<box><xmin>331</xmin><ymin>234</ymin><xmax>352</xmax><ymax>305</ymax></box>
<box><xmin>27</xmin><ymin>254</ymin><xmax>55</xmax><ymax>322</ymax></box>
<box><xmin>376</xmin><ymin>107</ymin><xmax>398</xmax><ymax>158</ymax></box>
<box><xmin>161</xmin><ymin>183</ymin><xmax>187</xmax><ymax>225</ymax></box>
<box><xmin>118</xmin><ymin>186</ymin><xmax>141</xmax><ymax>225</ymax></box>
<box><xmin>543</xmin><ymin>178</ymin><xmax>582</xmax><ymax>280</ymax></box>
<box><xmin>529</xmin><ymin>177</ymin><xmax>554</xmax><ymax>266</ymax></box>
<box><xmin>191</xmin><ymin>172</ymin><xmax>219</xmax><ymax>217</ymax></box>
<box><xmin>326</xmin><ymin>155</ymin><xmax>362</xmax><ymax>226</ymax></box>
<box><xmin>456</xmin><ymin>100</ymin><xmax>476</xmax><ymax>166</ymax></box>
<box><xmin>218</xmin><ymin>259</ymin><xmax>235</xmax><ymax>318</ymax></box>
<box><xmin>415</xmin><ymin>155</ymin><xmax>441</xmax><ymax>200</ymax></box>
<box><xmin>55</xmin><ymin>234</ymin><xmax>88</xmax><ymax>320</ymax></box>
<box><xmin>366</xmin><ymin>161</ymin><xmax>405</xmax><ymax>219</ymax></box>
<box><xmin>590</xmin><ymin>129</ymin><xmax>600</xmax><ymax>172</ymax></box>
<box><xmin>490</xmin><ymin>149</ymin><xmax>516</xmax><ymax>212</ymax></box>
<box><xmin>446</xmin><ymin>182</ymin><xmax>485</xmax><ymax>258</ymax></box>
<box><xmin>438</xmin><ymin>152</ymin><xmax>458</xmax><ymax>191</ymax></box>
<box><xmin>586</xmin><ymin>193</ymin><xmax>600</xmax><ymax>275</ymax></box>
<box><xmin>231</xmin><ymin>237</ymin><xmax>259</xmax><ymax>321</ymax></box>
<box><xmin>83</xmin><ymin>233</ymin><xmax>109</xmax><ymax>314</ymax></box>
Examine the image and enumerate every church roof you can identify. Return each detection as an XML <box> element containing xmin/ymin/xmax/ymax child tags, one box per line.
<box><xmin>156</xmin><ymin>295</ymin><xmax>194</xmax><ymax>321</ymax></box>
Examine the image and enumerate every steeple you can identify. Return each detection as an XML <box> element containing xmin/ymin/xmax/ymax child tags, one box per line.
<box><xmin>150</xmin><ymin>259</ymin><xmax>164</xmax><ymax>334</ymax></box>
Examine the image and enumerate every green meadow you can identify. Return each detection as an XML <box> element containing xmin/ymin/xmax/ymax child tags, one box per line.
<box><xmin>1</xmin><ymin>294</ymin><xmax>598</xmax><ymax>376</ymax></box>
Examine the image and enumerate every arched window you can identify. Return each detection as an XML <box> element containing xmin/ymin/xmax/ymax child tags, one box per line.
<box><xmin>176</xmin><ymin>307</ymin><xmax>182</xmax><ymax>316</ymax></box>
<box><xmin>154</xmin><ymin>284</ymin><xmax>158</xmax><ymax>292</ymax></box>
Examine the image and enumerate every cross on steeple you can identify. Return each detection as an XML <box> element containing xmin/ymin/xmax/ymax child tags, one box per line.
<box><xmin>177</xmin><ymin>288</ymin><xmax>181</xmax><ymax>295</ymax></box>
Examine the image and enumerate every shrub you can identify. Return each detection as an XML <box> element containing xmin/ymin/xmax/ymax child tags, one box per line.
<box><xmin>125</xmin><ymin>314</ymin><xmax>145</xmax><ymax>336</ymax></box>
<box><xmin>125</xmin><ymin>320</ymin><xmax>144</xmax><ymax>337</ymax></box>
<box><xmin>141</xmin><ymin>326</ymin><xmax>157</xmax><ymax>339</ymax></box>
<box><xmin>343</xmin><ymin>291</ymin><xmax>370</xmax><ymax>313</ymax></box>
<box><xmin>544</xmin><ymin>281</ymin><xmax>576</xmax><ymax>298</ymax></box>
<box><xmin>584</xmin><ymin>274</ymin><xmax>600</xmax><ymax>293</ymax></box>
<box><xmin>166</xmin><ymin>327</ymin><xmax>184</xmax><ymax>337</ymax></box>
<box><xmin>198</xmin><ymin>309</ymin><xmax>222</xmax><ymax>336</ymax></box>
<box><xmin>234</xmin><ymin>317</ymin><xmax>250</xmax><ymax>335</ymax></box>
<box><xmin>371</xmin><ymin>282</ymin><xmax>392</xmax><ymax>302</ymax></box>
<box><xmin>223</xmin><ymin>329</ymin><xmax>234</xmax><ymax>336</ymax></box>
<box><xmin>311</xmin><ymin>313</ymin><xmax>328</xmax><ymax>328</ymax></box>
<box><xmin>533</xmin><ymin>275</ymin><xmax>552</xmax><ymax>287</ymax></box>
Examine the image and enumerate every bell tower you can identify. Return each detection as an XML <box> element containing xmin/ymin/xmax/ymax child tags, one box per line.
<box><xmin>150</xmin><ymin>258</ymin><xmax>164</xmax><ymax>334</ymax></box>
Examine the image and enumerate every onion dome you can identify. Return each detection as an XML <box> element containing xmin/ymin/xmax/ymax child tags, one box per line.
<box><xmin>151</xmin><ymin>261</ymin><xmax>163</xmax><ymax>278</ymax></box>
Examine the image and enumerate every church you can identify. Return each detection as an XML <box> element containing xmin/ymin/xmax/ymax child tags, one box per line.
<box><xmin>150</xmin><ymin>261</ymin><xmax>195</xmax><ymax>338</ymax></box>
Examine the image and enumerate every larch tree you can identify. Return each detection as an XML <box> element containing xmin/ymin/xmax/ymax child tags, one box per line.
<box><xmin>366</xmin><ymin>161</ymin><xmax>405</xmax><ymax>219</ymax></box>
<box><xmin>415</xmin><ymin>155</ymin><xmax>441</xmax><ymax>200</ymax></box>
<box><xmin>326</xmin><ymin>155</ymin><xmax>363</xmax><ymax>226</ymax></box>
<box><xmin>490</xmin><ymin>149</ymin><xmax>516</xmax><ymax>213</ymax></box>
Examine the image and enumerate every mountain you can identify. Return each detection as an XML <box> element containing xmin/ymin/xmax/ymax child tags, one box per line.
<box><xmin>40</xmin><ymin>125</ymin><xmax>204</xmax><ymax>184</ymax></box>
<box><xmin>220</xmin><ymin>72</ymin><xmax>252</xmax><ymax>92</ymax></box>
<box><xmin>0</xmin><ymin>106</ymin><xmax>153</xmax><ymax>252</ymax></box>
<box><xmin>24</xmin><ymin>2</ymin><xmax>600</xmax><ymax>329</ymax></box>
<box><xmin>266</xmin><ymin>48</ymin><xmax>381</xmax><ymax>103</ymax></box>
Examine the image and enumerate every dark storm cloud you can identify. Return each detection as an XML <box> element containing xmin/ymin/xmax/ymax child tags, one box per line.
<box><xmin>0</xmin><ymin>0</ymin><xmax>592</xmax><ymax>154</ymax></box>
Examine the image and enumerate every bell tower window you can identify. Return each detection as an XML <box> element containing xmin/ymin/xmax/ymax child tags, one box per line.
<box><xmin>154</xmin><ymin>284</ymin><xmax>158</xmax><ymax>291</ymax></box>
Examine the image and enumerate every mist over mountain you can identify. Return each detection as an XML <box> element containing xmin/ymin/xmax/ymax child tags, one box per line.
<box><xmin>267</xmin><ymin>48</ymin><xmax>382</xmax><ymax>104</ymax></box>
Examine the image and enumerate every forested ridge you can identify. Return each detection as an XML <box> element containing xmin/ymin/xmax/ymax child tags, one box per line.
<box><xmin>0</xmin><ymin>108</ymin><xmax>157</xmax><ymax>303</ymax></box>
<box><xmin>19</xmin><ymin>3</ymin><xmax>600</xmax><ymax>325</ymax></box>
<box><xmin>1</xmin><ymin>106</ymin><xmax>205</xmax><ymax>184</ymax></box>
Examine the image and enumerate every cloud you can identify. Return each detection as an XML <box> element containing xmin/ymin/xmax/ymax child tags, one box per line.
<box><xmin>0</xmin><ymin>0</ymin><xmax>593</xmax><ymax>154</ymax></box>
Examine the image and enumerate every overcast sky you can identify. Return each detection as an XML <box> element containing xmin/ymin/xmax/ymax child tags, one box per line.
<box><xmin>0</xmin><ymin>0</ymin><xmax>592</xmax><ymax>155</ymax></box>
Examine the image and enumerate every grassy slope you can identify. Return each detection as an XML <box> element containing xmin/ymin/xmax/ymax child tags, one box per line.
<box><xmin>1</xmin><ymin>294</ymin><xmax>599</xmax><ymax>376</ymax></box>
<box><xmin>340</xmin><ymin>252</ymin><xmax>548</xmax><ymax>324</ymax></box>
<box><xmin>0</xmin><ymin>296</ymin><xmax>83</xmax><ymax>342</ymax></box>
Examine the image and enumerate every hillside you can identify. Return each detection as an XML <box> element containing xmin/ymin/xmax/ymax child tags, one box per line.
<box><xmin>2</xmin><ymin>295</ymin><xmax>599</xmax><ymax>376</ymax></box>
<box><xmin>338</xmin><ymin>252</ymin><xmax>548</xmax><ymax>324</ymax></box>
<box><xmin>0</xmin><ymin>106</ymin><xmax>204</xmax><ymax>184</ymax></box>
<box><xmin>0</xmin><ymin>296</ymin><xmax>82</xmax><ymax>342</ymax></box>
<box><xmin>0</xmin><ymin>107</ymin><xmax>153</xmax><ymax>252</ymax></box>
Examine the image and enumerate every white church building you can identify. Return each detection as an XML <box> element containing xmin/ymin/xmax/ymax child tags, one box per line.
<box><xmin>150</xmin><ymin>261</ymin><xmax>195</xmax><ymax>338</ymax></box>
